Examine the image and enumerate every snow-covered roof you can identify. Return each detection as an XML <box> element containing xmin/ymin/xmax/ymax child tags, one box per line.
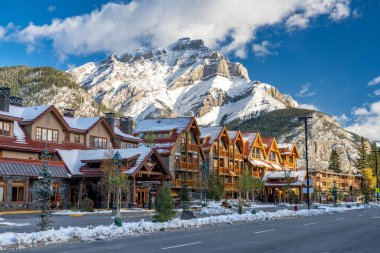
<box><xmin>269</xmin><ymin>163</ymin><xmax>283</xmax><ymax>170</ymax></box>
<box><xmin>0</xmin><ymin>105</ymin><xmax>50</xmax><ymax>121</ymax></box>
<box><xmin>242</xmin><ymin>132</ymin><xmax>257</xmax><ymax>144</ymax></box>
<box><xmin>64</xmin><ymin>116</ymin><xmax>100</xmax><ymax>130</ymax></box>
<box><xmin>200</xmin><ymin>126</ymin><xmax>223</xmax><ymax>140</ymax></box>
<box><xmin>278</xmin><ymin>143</ymin><xmax>293</xmax><ymax>150</ymax></box>
<box><xmin>248</xmin><ymin>159</ymin><xmax>272</xmax><ymax>169</ymax></box>
<box><xmin>263</xmin><ymin>170</ymin><xmax>307</xmax><ymax>187</ymax></box>
<box><xmin>58</xmin><ymin>147</ymin><xmax>153</xmax><ymax>175</ymax></box>
<box><xmin>13</xmin><ymin>122</ymin><xmax>26</xmax><ymax>144</ymax></box>
<box><xmin>134</xmin><ymin>117</ymin><xmax>192</xmax><ymax>133</ymax></box>
<box><xmin>114</xmin><ymin>127</ymin><xmax>142</xmax><ymax>142</ymax></box>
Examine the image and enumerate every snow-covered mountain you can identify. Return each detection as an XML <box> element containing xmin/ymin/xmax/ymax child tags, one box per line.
<box><xmin>69</xmin><ymin>38</ymin><xmax>298</xmax><ymax>125</ymax></box>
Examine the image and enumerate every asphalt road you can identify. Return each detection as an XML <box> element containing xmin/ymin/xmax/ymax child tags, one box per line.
<box><xmin>11</xmin><ymin>207</ymin><xmax>380</xmax><ymax>253</ymax></box>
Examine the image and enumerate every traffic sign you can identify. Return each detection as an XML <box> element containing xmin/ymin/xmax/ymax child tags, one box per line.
<box><xmin>303</xmin><ymin>188</ymin><xmax>314</xmax><ymax>194</ymax></box>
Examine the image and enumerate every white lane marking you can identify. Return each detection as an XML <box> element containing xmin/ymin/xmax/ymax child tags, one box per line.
<box><xmin>304</xmin><ymin>222</ymin><xmax>317</xmax><ymax>226</ymax></box>
<box><xmin>254</xmin><ymin>229</ymin><xmax>275</xmax><ymax>234</ymax></box>
<box><xmin>371</xmin><ymin>216</ymin><xmax>380</xmax><ymax>219</ymax></box>
<box><xmin>357</xmin><ymin>215</ymin><xmax>363</xmax><ymax>217</ymax></box>
<box><xmin>336</xmin><ymin>218</ymin><xmax>345</xmax><ymax>221</ymax></box>
<box><xmin>161</xmin><ymin>242</ymin><xmax>202</xmax><ymax>250</ymax></box>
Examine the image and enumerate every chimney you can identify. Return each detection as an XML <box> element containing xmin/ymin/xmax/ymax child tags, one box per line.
<box><xmin>0</xmin><ymin>87</ymin><xmax>10</xmax><ymax>112</ymax></box>
<box><xmin>9</xmin><ymin>96</ymin><xmax>23</xmax><ymax>107</ymax></box>
<box><xmin>105</xmin><ymin>112</ymin><xmax>115</xmax><ymax>131</ymax></box>
<box><xmin>63</xmin><ymin>108</ymin><xmax>75</xmax><ymax>118</ymax></box>
<box><xmin>119</xmin><ymin>116</ymin><xmax>134</xmax><ymax>135</ymax></box>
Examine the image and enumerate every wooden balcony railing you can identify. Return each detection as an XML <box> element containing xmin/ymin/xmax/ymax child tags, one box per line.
<box><xmin>234</xmin><ymin>153</ymin><xmax>244</xmax><ymax>160</ymax></box>
<box><xmin>218</xmin><ymin>167</ymin><xmax>229</xmax><ymax>175</ymax></box>
<box><xmin>181</xmin><ymin>143</ymin><xmax>199</xmax><ymax>152</ymax></box>
<box><xmin>282</xmin><ymin>160</ymin><xmax>294</xmax><ymax>168</ymax></box>
<box><xmin>175</xmin><ymin>179</ymin><xmax>194</xmax><ymax>187</ymax></box>
<box><xmin>175</xmin><ymin>162</ymin><xmax>201</xmax><ymax>171</ymax></box>
<box><xmin>219</xmin><ymin>150</ymin><xmax>228</xmax><ymax>157</ymax></box>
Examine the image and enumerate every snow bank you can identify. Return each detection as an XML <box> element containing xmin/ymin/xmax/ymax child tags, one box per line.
<box><xmin>0</xmin><ymin>204</ymin><xmax>372</xmax><ymax>250</ymax></box>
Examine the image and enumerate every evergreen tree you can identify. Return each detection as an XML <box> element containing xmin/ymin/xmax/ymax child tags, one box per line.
<box><xmin>35</xmin><ymin>150</ymin><xmax>53</xmax><ymax>231</ymax></box>
<box><xmin>154</xmin><ymin>186</ymin><xmax>176</xmax><ymax>222</ymax></box>
<box><xmin>207</xmin><ymin>172</ymin><xmax>225</xmax><ymax>201</ymax></box>
<box><xmin>179</xmin><ymin>181</ymin><xmax>190</xmax><ymax>202</ymax></box>
<box><xmin>328</xmin><ymin>149</ymin><xmax>342</xmax><ymax>173</ymax></box>
<box><xmin>354</xmin><ymin>137</ymin><xmax>368</xmax><ymax>171</ymax></box>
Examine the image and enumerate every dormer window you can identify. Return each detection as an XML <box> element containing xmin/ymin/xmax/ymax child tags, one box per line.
<box><xmin>64</xmin><ymin>132</ymin><xmax>70</xmax><ymax>142</ymax></box>
<box><xmin>269</xmin><ymin>152</ymin><xmax>276</xmax><ymax>162</ymax></box>
<box><xmin>36</xmin><ymin>127</ymin><xmax>58</xmax><ymax>142</ymax></box>
<box><xmin>0</xmin><ymin>121</ymin><xmax>10</xmax><ymax>136</ymax></box>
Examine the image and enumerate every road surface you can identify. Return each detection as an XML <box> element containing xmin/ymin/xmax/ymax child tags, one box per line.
<box><xmin>12</xmin><ymin>207</ymin><xmax>380</xmax><ymax>253</ymax></box>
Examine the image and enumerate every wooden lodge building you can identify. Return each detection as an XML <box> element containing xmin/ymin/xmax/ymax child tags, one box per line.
<box><xmin>133</xmin><ymin>117</ymin><xmax>205</xmax><ymax>198</ymax></box>
<box><xmin>0</xmin><ymin>87</ymin><xmax>173</xmax><ymax>209</ymax></box>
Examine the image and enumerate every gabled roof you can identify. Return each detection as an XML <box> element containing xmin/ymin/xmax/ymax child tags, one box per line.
<box><xmin>278</xmin><ymin>143</ymin><xmax>301</xmax><ymax>158</ymax></box>
<box><xmin>200</xmin><ymin>126</ymin><xmax>230</xmax><ymax>151</ymax></box>
<box><xmin>134</xmin><ymin>117</ymin><xmax>203</xmax><ymax>157</ymax></box>
<box><xmin>114</xmin><ymin>127</ymin><xmax>143</xmax><ymax>143</ymax></box>
<box><xmin>64</xmin><ymin>116</ymin><xmax>100</xmax><ymax>131</ymax></box>
<box><xmin>242</xmin><ymin>132</ymin><xmax>265</xmax><ymax>158</ymax></box>
<box><xmin>58</xmin><ymin>147</ymin><xmax>171</xmax><ymax>178</ymax></box>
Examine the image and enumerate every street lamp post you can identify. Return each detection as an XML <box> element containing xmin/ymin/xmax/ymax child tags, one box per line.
<box><xmin>299</xmin><ymin>116</ymin><xmax>313</xmax><ymax>209</ymax></box>
<box><xmin>332</xmin><ymin>180</ymin><xmax>338</xmax><ymax>205</ymax></box>
<box><xmin>201</xmin><ymin>163</ymin><xmax>209</xmax><ymax>207</ymax></box>
<box><xmin>284</xmin><ymin>169</ymin><xmax>291</xmax><ymax>203</ymax></box>
<box><xmin>112</xmin><ymin>151</ymin><xmax>122</xmax><ymax>227</ymax></box>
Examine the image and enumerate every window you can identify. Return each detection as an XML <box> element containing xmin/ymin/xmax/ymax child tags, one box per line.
<box><xmin>0</xmin><ymin>181</ymin><xmax>6</xmax><ymax>202</ymax></box>
<box><xmin>74</xmin><ymin>134</ymin><xmax>80</xmax><ymax>143</ymax></box>
<box><xmin>36</xmin><ymin>127</ymin><xmax>58</xmax><ymax>142</ymax></box>
<box><xmin>269</xmin><ymin>152</ymin><xmax>276</xmax><ymax>161</ymax></box>
<box><xmin>11</xmin><ymin>181</ymin><xmax>25</xmax><ymax>202</ymax></box>
<box><xmin>64</xmin><ymin>132</ymin><xmax>70</xmax><ymax>141</ymax></box>
<box><xmin>0</xmin><ymin>121</ymin><xmax>10</xmax><ymax>136</ymax></box>
<box><xmin>253</xmin><ymin>148</ymin><xmax>261</xmax><ymax>159</ymax></box>
<box><xmin>90</xmin><ymin>136</ymin><xmax>107</xmax><ymax>149</ymax></box>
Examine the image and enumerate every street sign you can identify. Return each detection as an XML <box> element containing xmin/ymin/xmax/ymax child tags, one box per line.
<box><xmin>303</xmin><ymin>188</ymin><xmax>314</xmax><ymax>194</ymax></box>
<box><xmin>376</xmin><ymin>188</ymin><xmax>380</xmax><ymax>193</ymax></box>
<box><xmin>305</xmin><ymin>178</ymin><xmax>313</xmax><ymax>186</ymax></box>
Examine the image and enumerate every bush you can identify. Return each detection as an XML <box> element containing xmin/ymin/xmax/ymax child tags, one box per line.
<box><xmin>79</xmin><ymin>198</ymin><xmax>94</xmax><ymax>212</ymax></box>
<box><xmin>154</xmin><ymin>186</ymin><xmax>176</xmax><ymax>222</ymax></box>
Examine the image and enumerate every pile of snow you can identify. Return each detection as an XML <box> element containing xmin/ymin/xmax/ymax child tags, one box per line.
<box><xmin>0</xmin><ymin>204</ymin><xmax>374</xmax><ymax>250</ymax></box>
<box><xmin>53</xmin><ymin>210</ymin><xmax>111</xmax><ymax>215</ymax></box>
<box><xmin>196</xmin><ymin>201</ymin><xmax>234</xmax><ymax>215</ymax></box>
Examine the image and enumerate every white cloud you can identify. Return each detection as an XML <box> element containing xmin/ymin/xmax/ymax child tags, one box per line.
<box><xmin>47</xmin><ymin>5</ymin><xmax>57</xmax><ymax>13</ymax></box>
<box><xmin>298</xmin><ymin>103</ymin><xmax>319</xmax><ymax>111</ymax></box>
<box><xmin>66</xmin><ymin>63</ymin><xmax>76</xmax><ymax>70</ymax></box>
<box><xmin>3</xmin><ymin>0</ymin><xmax>351</xmax><ymax>60</ymax></box>
<box><xmin>0</xmin><ymin>26</ymin><xmax>5</xmax><ymax>39</ymax></box>
<box><xmin>346</xmin><ymin>101</ymin><xmax>380</xmax><ymax>140</ymax></box>
<box><xmin>374</xmin><ymin>89</ymin><xmax>380</xmax><ymax>96</ymax></box>
<box><xmin>296</xmin><ymin>83</ymin><xmax>317</xmax><ymax>97</ymax></box>
<box><xmin>333</xmin><ymin>114</ymin><xmax>349</xmax><ymax>126</ymax></box>
<box><xmin>368</xmin><ymin>76</ymin><xmax>380</xmax><ymax>86</ymax></box>
<box><xmin>285</xmin><ymin>14</ymin><xmax>310</xmax><ymax>30</ymax></box>
<box><xmin>252</xmin><ymin>41</ymin><xmax>277</xmax><ymax>57</ymax></box>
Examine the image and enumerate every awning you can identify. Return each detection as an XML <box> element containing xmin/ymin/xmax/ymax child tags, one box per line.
<box><xmin>0</xmin><ymin>162</ymin><xmax>71</xmax><ymax>178</ymax></box>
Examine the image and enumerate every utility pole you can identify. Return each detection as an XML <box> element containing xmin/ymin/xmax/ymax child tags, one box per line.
<box><xmin>299</xmin><ymin>116</ymin><xmax>313</xmax><ymax>209</ymax></box>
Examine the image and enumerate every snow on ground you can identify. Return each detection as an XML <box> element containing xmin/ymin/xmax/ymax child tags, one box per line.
<box><xmin>0</xmin><ymin>204</ymin><xmax>376</xmax><ymax>251</ymax></box>
<box><xmin>53</xmin><ymin>209</ymin><xmax>155</xmax><ymax>216</ymax></box>
<box><xmin>0</xmin><ymin>217</ymin><xmax>29</xmax><ymax>227</ymax></box>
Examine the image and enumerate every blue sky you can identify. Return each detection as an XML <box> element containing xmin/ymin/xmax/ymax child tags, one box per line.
<box><xmin>0</xmin><ymin>0</ymin><xmax>380</xmax><ymax>139</ymax></box>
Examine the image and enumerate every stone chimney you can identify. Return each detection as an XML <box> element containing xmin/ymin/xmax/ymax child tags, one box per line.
<box><xmin>63</xmin><ymin>108</ymin><xmax>75</xmax><ymax>118</ymax></box>
<box><xmin>119</xmin><ymin>116</ymin><xmax>134</xmax><ymax>135</ymax></box>
<box><xmin>0</xmin><ymin>87</ymin><xmax>10</xmax><ymax>112</ymax></box>
<box><xmin>9</xmin><ymin>96</ymin><xmax>23</xmax><ymax>107</ymax></box>
<box><xmin>105</xmin><ymin>112</ymin><xmax>115</xmax><ymax>131</ymax></box>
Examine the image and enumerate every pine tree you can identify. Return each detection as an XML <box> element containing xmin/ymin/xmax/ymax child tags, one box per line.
<box><xmin>154</xmin><ymin>186</ymin><xmax>176</xmax><ymax>222</ymax></box>
<box><xmin>35</xmin><ymin>150</ymin><xmax>53</xmax><ymax>231</ymax></box>
<box><xmin>328</xmin><ymin>149</ymin><xmax>342</xmax><ymax>173</ymax></box>
<box><xmin>354</xmin><ymin>137</ymin><xmax>368</xmax><ymax>171</ymax></box>
<box><xmin>207</xmin><ymin>172</ymin><xmax>225</xmax><ymax>201</ymax></box>
<box><xmin>179</xmin><ymin>181</ymin><xmax>190</xmax><ymax>202</ymax></box>
<box><xmin>367</xmin><ymin>143</ymin><xmax>380</xmax><ymax>176</ymax></box>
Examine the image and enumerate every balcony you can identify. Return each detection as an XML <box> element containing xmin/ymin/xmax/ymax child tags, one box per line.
<box><xmin>282</xmin><ymin>160</ymin><xmax>294</xmax><ymax>168</ymax></box>
<box><xmin>174</xmin><ymin>179</ymin><xmax>194</xmax><ymax>188</ymax></box>
<box><xmin>174</xmin><ymin>162</ymin><xmax>201</xmax><ymax>171</ymax></box>
<box><xmin>181</xmin><ymin>143</ymin><xmax>199</xmax><ymax>152</ymax></box>
<box><xmin>234</xmin><ymin>153</ymin><xmax>244</xmax><ymax>160</ymax></box>
<box><xmin>218</xmin><ymin>167</ymin><xmax>229</xmax><ymax>175</ymax></box>
<box><xmin>220</xmin><ymin>150</ymin><xmax>228</xmax><ymax>157</ymax></box>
